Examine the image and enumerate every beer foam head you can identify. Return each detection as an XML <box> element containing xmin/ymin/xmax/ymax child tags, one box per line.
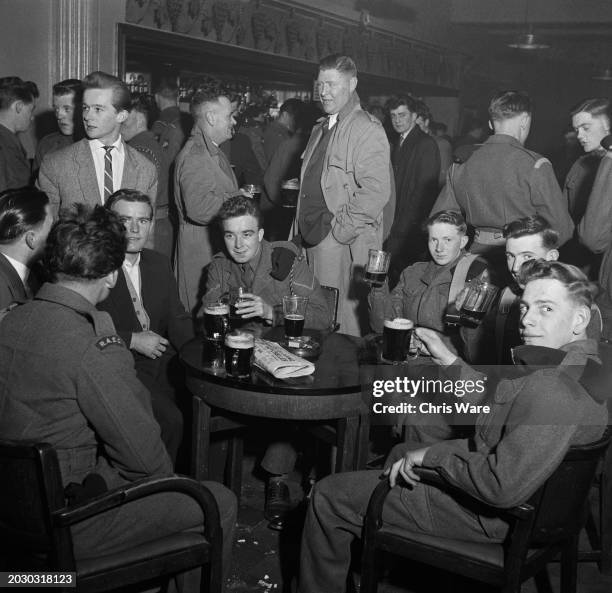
<box><xmin>225</xmin><ymin>332</ymin><xmax>255</xmax><ymax>349</ymax></box>
<box><xmin>204</xmin><ymin>303</ymin><xmax>229</xmax><ymax>315</ymax></box>
<box><xmin>281</xmin><ymin>178</ymin><xmax>300</xmax><ymax>190</ymax></box>
<box><xmin>384</xmin><ymin>318</ymin><xmax>414</xmax><ymax>330</ymax></box>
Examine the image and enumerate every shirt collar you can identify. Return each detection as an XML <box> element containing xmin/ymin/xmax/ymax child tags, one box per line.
<box><xmin>89</xmin><ymin>136</ymin><xmax>125</xmax><ymax>154</ymax></box>
<box><xmin>123</xmin><ymin>253</ymin><xmax>141</xmax><ymax>269</ymax></box>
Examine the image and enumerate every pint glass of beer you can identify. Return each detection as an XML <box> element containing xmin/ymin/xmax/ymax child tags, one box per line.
<box><xmin>282</xmin><ymin>295</ymin><xmax>308</xmax><ymax>339</ymax></box>
<box><xmin>242</xmin><ymin>184</ymin><xmax>262</xmax><ymax>200</ymax></box>
<box><xmin>382</xmin><ymin>318</ymin><xmax>414</xmax><ymax>363</ymax></box>
<box><xmin>203</xmin><ymin>301</ymin><xmax>229</xmax><ymax>341</ymax></box>
<box><xmin>365</xmin><ymin>249</ymin><xmax>391</xmax><ymax>287</ymax></box>
<box><xmin>224</xmin><ymin>332</ymin><xmax>255</xmax><ymax>378</ymax></box>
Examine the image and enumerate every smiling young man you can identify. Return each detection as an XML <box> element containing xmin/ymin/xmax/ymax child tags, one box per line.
<box><xmin>97</xmin><ymin>189</ymin><xmax>193</xmax><ymax>464</ymax></box>
<box><xmin>38</xmin><ymin>71</ymin><xmax>157</xmax><ymax>217</ymax></box>
<box><xmin>298</xmin><ymin>260</ymin><xmax>607</xmax><ymax>593</ymax></box>
<box><xmin>295</xmin><ymin>54</ymin><xmax>393</xmax><ymax>337</ymax></box>
<box><xmin>203</xmin><ymin>195</ymin><xmax>331</xmax><ymax>529</ymax></box>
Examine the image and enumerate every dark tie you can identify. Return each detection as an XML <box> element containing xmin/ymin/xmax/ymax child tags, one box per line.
<box><xmin>103</xmin><ymin>145</ymin><xmax>114</xmax><ymax>201</ymax></box>
<box><xmin>240</xmin><ymin>264</ymin><xmax>254</xmax><ymax>291</ymax></box>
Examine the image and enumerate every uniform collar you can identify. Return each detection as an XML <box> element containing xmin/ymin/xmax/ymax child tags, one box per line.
<box><xmin>485</xmin><ymin>133</ymin><xmax>522</xmax><ymax>147</ymax></box>
<box><xmin>35</xmin><ymin>283</ymin><xmax>99</xmax><ymax>316</ymax></box>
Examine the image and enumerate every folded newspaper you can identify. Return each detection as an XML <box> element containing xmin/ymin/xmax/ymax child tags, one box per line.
<box><xmin>254</xmin><ymin>339</ymin><xmax>315</xmax><ymax>379</ymax></box>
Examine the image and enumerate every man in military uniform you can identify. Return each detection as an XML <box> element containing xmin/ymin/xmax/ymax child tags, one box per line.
<box><xmin>0</xmin><ymin>205</ymin><xmax>236</xmax><ymax>582</ymax></box>
<box><xmin>203</xmin><ymin>195</ymin><xmax>331</xmax><ymax>530</ymax></box>
<box><xmin>433</xmin><ymin>90</ymin><xmax>573</xmax><ymax>255</ymax></box>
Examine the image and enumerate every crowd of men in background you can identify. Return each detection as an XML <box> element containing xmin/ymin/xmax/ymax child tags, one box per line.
<box><xmin>1</xmin><ymin>53</ymin><xmax>611</xmax><ymax>589</ymax></box>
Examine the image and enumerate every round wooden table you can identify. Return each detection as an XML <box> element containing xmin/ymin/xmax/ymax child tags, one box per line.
<box><xmin>181</xmin><ymin>329</ymin><xmax>370</xmax><ymax>497</ymax></box>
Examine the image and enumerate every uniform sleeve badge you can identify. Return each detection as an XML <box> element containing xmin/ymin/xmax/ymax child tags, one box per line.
<box><xmin>95</xmin><ymin>335</ymin><xmax>124</xmax><ymax>350</ymax></box>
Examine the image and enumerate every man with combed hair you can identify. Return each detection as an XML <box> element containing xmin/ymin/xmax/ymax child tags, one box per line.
<box><xmin>174</xmin><ymin>85</ymin><xmax>249</xmax><ymax>313</ymax></box>
<box><xmin>298</xmin><ymin>260</ymin><xmax>606</xmax><ymax>593</ymax></box>
<box><xmin>203</xmin><ymin>195</ymin><xmax>331</xmax><ymax>528</ymax></box>
<box><xmin>99</xmin><ymin>189</ymin><xmax>193</xmax><ymax>464</ymax></box>
<box><xmin>38</xmin><ymin>71</ymin><xmax>157</xmax><ymax>217</ymax></box>
<box><xmin>294</xmin><ymin>54</ymin><xmax>394</xmax><ymax>337</ymax></box>
<box><xmin>433</xmin><ymin>90</ymin><xmax>573</xmax><ymax>253</ymax></box>
<box><xmin>0</xmin><ymin>204</ymin><xmax>236</xmax><ymax>585</ymax></box>
<box><xmin>0</xmin><ymin>187</ymin><xmax>53</xmax><ymax>308</ymax></box>
<box><xmin>34</xmin><ymin>78</ymin><xmax>83</xmax><ymax>173</ymax></box>
<box><xmin>0</xmin><ymin>77</ymin><xmax>39</xmax><ymax>191</ymax></box>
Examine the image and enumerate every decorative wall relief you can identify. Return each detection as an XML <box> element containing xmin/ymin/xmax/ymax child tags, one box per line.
<box><xmin>125</xmin><ymin>0</ymin><xmax>465</xmax><ymax>89</ymax></box>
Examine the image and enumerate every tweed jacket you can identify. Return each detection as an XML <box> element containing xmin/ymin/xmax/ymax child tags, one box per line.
<box><xmin>38</xmin><ymin>137</ymin><xmax>158</xmax><ymax>217</ymax></box>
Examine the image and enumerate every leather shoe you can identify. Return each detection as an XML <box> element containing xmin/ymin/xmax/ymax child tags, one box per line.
<box><xmin>264</xmin><ymin>477</ymin><xmax>291</xmax><ymax>527</ymax></box>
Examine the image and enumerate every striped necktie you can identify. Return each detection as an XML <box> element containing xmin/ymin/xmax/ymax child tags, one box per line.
<box><xmin>103</xmin><ymin>145</ymin><xmax>114</xmax><ymax>202</ymax></box>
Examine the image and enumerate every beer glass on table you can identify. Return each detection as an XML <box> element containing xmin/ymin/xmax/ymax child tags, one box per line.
<box><xmin>282</xmin><ymin>295</ymin><xmax>308</xmax><ymax>339</ymax></box>
<box><xmin>203</xmin><ymin>301</ymin><xmax>229</xmax><ymax>341</ymax></box>
<box><xmin>224</xmin><ymin>332</ymin><xmax>255</xmax><ymax>378</ymax></box>
<box><xmin>365</xmin><ymin>249</ymin><xmax>391</xmax><ymax>287</ymax></box>
<box><xmin>280</xmin><ymin>179</ymin><xmax>299</xmax><ymax>208</ymax></box>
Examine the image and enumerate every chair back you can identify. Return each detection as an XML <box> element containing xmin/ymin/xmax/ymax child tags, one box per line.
<box><xmin>0</xmin><ymin>441</ymin><xmax>72</xmax><ymax>569</ymax></box>
<box><xmin>528</xmin><ymin>429</ymin><xmax>612</xmax><ymax>546</ymax></box>
<box><xmin>320</xmin><ymin>285</ymin><xmax>339</xmax><ymax>331</ymax></box>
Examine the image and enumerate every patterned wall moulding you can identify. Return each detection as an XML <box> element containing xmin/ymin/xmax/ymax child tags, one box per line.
<box><xmin>125</xmin><ymin>0</ymin><xmax>465</xmax><ymax>91</ymax></box>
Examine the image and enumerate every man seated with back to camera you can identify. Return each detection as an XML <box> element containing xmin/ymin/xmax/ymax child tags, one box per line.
<box><xmin>0</xmin><ymin>187</ymin><xmax>53</xmax><ymax>310</ymax></box>
<box><xmin>202</xmin><ymin>194</ymin><xmax>331</xmax><ymax>530</ymax></box>
<box><xmin>0</xmin><ymin>204</ymin><xmax>236</xmax><ymax>587</ymax></box>
<box><xmin>97</xmin><ymin>189</ymin><xmax>193</xmax><ymax>466</ymax></box>
<box><xmin>369</xmin><ymin>209</ymin><xmax>490</xmax><ymax>356</ymax></box>
<box><xmin>298</xmin><ymin>260</ymin><xmax>608</xmax><ymax>593</ymax></box>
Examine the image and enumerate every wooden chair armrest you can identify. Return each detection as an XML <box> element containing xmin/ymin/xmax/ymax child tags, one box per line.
<box><xmin>53</xmin><ymin>475</ymin><xmax>221</xmax><ymax>547</ymax></box>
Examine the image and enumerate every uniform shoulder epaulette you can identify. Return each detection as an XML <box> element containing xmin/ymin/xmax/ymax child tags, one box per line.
<box><xmin>533</xmin><ymin>156</ymin><xmax>552</xmax><ymax>169</ymax></box>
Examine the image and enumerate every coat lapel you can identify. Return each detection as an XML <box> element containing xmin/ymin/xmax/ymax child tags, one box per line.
<box><xmin>121</xmin><ymin>143</ymin><xmax>139</xmax><ymax>189</ymax></box>
<box><xmin>75</xmin><ymin>140</ymin><xmax>103</xmax><ymax>206</ymax></box>
<box><xmin>0</xmin><ymin>253</ymin><xmax>27</xmax><ymax>301</ymax></box>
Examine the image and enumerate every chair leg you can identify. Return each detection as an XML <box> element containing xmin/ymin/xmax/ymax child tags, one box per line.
<box><xmin>226</xmin><ymin>434</ymin><xmax>243</xmax><ymax>503</ymax></box>
<box><xmin>560</xmin><ymin>536</ymin><xmax>579</xmax><ymax>593</ymax></box>
<box><xmin>601</xmin><ymin>453</ymin><xmax>612</xmax><ymax>574</ymax></box>
<box><xmin>359</xmin><ymin>548</ymin><xmax>380</xmax><ymax>593</ymax></box>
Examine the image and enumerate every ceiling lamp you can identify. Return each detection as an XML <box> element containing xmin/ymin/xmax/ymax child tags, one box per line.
<box><xmin>507</xmin><ymin>0</ymin><xmax>549</xmax><ymax>50</ymax></box>
<box><xmin>593</xmin><ymin>67</ymin><xmax>612</xmax><ymax>81</ymax></box>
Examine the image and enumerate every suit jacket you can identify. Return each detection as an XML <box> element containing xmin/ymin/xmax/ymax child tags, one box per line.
<box><xmin>386</xmin><ymin>126</ymin><xmax>440</xmax><ymax>258</ymax></box>
<box><xmin>37</xmin><ymin>138</ymin><xmax>158</xmax><ymax>217</ymax></box>
<box><xmin>97</xmin><ymin>249</ymin><xmax>194</xmax><ymax>384</ymax></box>
<box><xmin>0</xmin><ymin>253</ymin><xmax>27</xmax><ymax>309</ymax></box>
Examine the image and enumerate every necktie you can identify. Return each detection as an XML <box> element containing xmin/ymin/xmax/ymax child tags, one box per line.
<box><xmin>240</xmin><ymin>264</ymin><xmax>254</xmax><ymax>291</ymax></box>
<box><xmin>103</xmin><ymin>145</ymin><xmax>114</xmax><ymax>202</ymax></box>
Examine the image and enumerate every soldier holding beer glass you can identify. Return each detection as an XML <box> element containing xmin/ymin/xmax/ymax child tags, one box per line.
<box><xmin>369</xmin><ymin>210</ymin><xmax>489</xmax><ymax>358</ymax></box>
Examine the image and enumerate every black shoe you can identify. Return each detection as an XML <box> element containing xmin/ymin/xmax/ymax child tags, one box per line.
<box><xmin>264</xmin><ymin>477</ymin><xmax>291</xmax><ymax>525</ymax></box>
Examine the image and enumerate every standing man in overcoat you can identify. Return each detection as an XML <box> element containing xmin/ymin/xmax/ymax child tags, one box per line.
<box><xmin>294</xmin><ymin>54</ymin><xmax>394</xmax><ymax>336</ymax></box>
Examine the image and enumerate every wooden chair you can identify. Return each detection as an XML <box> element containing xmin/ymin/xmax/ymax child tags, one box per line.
<box><xmin>578</xmin><ymin>429</ymin><xmax>612</xmax><ymax>574</ymax></box>
<box><xmin>361</xmin><ymin>430</ymin><xmax>612</xmax><ymax>593</ymax></box>
<box><xmin>0</xmin><ymin>440</ymin><xmax>222</xmax><ymax>593</ymax></box>
<box><xmin>320</xmin><ymin>285</ymin><xmax>340</xmax><ymax>332</ymax></box>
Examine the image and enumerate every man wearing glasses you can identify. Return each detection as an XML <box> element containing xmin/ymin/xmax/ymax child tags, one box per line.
<box><xmin>98</xmin><ymin>188</ymin><xmax>193</xmax><ymax>465</ymax></box>
<box><xmin>294</xmin><ymin>54</ymin><xmax>394</xmax><ymax>337</ymax></box>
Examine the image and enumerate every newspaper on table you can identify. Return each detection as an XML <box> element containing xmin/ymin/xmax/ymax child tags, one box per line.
<box><xmin>254</xmin><ymin>339</ymin><xmax>315</xmax><ymax>379</ymax></box>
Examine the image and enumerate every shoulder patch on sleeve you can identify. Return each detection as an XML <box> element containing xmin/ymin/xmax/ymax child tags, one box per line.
<box><xmin>534</xmin><ymin>157</ymin><xmax>551</xmax><ymax>169</ymax></box>
<box><xmin>95</xmin><ymin>335</ymin><xmax>125</xmax><ymax>350</ymax></box>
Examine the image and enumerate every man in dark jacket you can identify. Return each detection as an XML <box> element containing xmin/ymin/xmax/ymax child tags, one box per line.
<box><xmin>385</xmin><ymin>94</ymin><xmax>440</xmax><ymax>285</ymax></box>
<box><xmin>98</xmin><ymin>189</ymin><xmax>194</xmax><ymax>463</ymax></box>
